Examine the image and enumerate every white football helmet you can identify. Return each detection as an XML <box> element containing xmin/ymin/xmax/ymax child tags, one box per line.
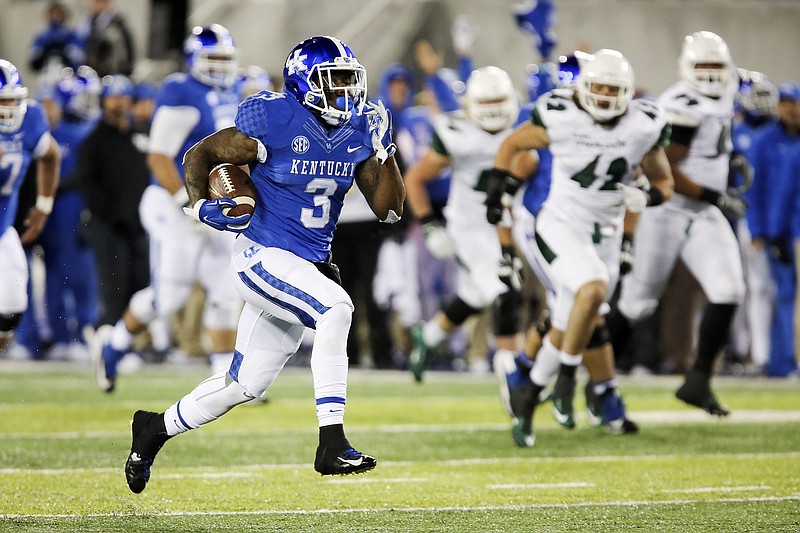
<box><xmin>679</xmin><ymin>31</ymin><xmax>732</xmax><ymax>97</ymax></box>
<box><xmin>575</xmin><ymin>49</ymin><xmax>635</xmax><ymax>122</ymax></box>
<box><xmin>464</xmin><ymin>66</ymin><xmax>519</xmax><ymax>132</ymax></box>
<box><xmin>0</xmin><ymin>59</ymin><xmax>28</xmax><ymax>133</ymax></box>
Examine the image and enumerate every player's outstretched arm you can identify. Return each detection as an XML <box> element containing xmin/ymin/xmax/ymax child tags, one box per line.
<box><xmin>182</xmin><ymin>126</ymin><xmax>259</xmax><ymax>206</ymax></box>
<box><xmin>404</xmin><ymin>148</ymin><xmax>450</xmax><ymax>220</ymax></box>
<box><xmin>494</xmin><ymin>122</ymin><xmax>549</xmax><ymax>172</ymax></box>
<box><xmin>354</xmin><ymin>155</ymin><xmax>405</xmax><ymax>223</ymax></box>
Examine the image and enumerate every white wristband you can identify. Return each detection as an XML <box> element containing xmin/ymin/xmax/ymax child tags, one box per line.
<box><xmin>35</xmin><ymin>195</ymin><xmax>54</xmax><ymax>215</ymax></box>
<box><xmin>172</xmin><ymin>188</ymin><xmax>190</xmax><ymax>207</ymax></box>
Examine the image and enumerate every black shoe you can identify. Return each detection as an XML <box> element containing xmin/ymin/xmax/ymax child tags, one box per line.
<box><xmin>584</xmin><ymin>382</ymin><xmax>603</xmax><ymax>427</ymax></box>
<box><xmin>314</xmin><ymin>445</ymin><xmax>377</xmax><ymax>475</ymax></box>
<box><xmin>509</xmin><ymin>377</ymin><xmax>538</xmax><ymax>448</ymax></box>
<box><xmin>551</xmin><ymin>373</ymin><xmax>576</xmax><ymax>429</ymax></box>
<box><xmin>125</xmin><ymin>410</ymin><xmax>170</xmax><ymax>493</ymax></box>
<box><xmin>675</xmin><ymin>370</ymin><xmax>730</xmax><ymax>417</ymax></box>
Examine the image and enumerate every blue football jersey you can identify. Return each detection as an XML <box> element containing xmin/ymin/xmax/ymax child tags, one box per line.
<box><xmin>516</xmin><ymin>102</ymin><xmax>552</xmax><ymax>217</ymax></box>
<box><xmin>0</xmin><ymin>101</ymin><xmax>50</xmax><ymax>234</ymax></box>
<box><xmin>155</xmin><ymin>73</ymin><xmax>240</xmax><ymax>177</ymax></box>
<box><xmin>53</xmin><ymin>117</ymin><xmax>97</xmax><ymax>188</ymax></box>
<box><xmin>235</xmin><ymin>91</ymin><xmax>374</xmax><ymax>262</ymax></box>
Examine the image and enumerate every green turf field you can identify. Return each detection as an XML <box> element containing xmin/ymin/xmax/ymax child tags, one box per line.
<box><xmin>1</xmin><ymin>361</ymin><xmax>799</xmax><ymax>532</ymax></box>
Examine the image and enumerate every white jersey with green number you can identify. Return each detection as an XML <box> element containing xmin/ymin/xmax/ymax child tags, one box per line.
<box><xmin>432</xmin><ymin>112</ymin><xmax>513</xmax><ymax>227</ymax></box>
<box><xmin>535</xmin><ymin>89</ymin><xmax>669</xmax><ymax>232</ymax></box>
<box><xmin>657</xmin><ymin>73</ymin><xmax>737</xmax><ymax>196</ymax></box>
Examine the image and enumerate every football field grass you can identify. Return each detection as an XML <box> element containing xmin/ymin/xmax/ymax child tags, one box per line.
<box><xmin>1</xmin><ymin>360</ymin><xmax>799</xmax><ymax>532</ymax></box>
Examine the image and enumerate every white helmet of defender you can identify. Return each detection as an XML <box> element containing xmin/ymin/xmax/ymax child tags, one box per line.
<box><xmin>679</xmin><ymin>31</ymin><xmax>732</xmax><ymax>97</ymax></box>
<box><xmin>464</xmin><ymin>66</ymin><xmax>519</xmax><ymax>132</ymax></box>
<box><xmin>575</xmin><ymin>49</ymin><xmax>635</xmax><ymax>122</ymax></box>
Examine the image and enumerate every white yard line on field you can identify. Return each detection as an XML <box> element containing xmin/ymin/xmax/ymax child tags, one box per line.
<box><xmin>2</xmin><ymin>409</ymin><xmax>800</xmax><ymax>440</ymax></box>
<box><xmin>1</xmin><ymin>451</ymin><xmax>799</xmax><ymax>476</ymax></box>
<box><xmin>488</xmin><ymin>482</ymin><xmax>594</xmax><ymax>489</ymax></box>
<box><xmin>2</xmin><ymin>495</ymin><xmax>799</xmax><ymax>519</ymax></box>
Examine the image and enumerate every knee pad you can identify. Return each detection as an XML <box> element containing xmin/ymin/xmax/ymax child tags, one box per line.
<box><xmin>317</xmin><ymin>302</ymin><xmax>353</xmax><ymax>332</ymax></box>
<box><xmin>191</xmin><ymin>372</ymin><xmax>257</xmax><ymax>422</ymax></box>
<box><xmin>0</xmin><ymin>312</ymin><xmax>23</xmax><ymax>334</ymax></box>
<box><xmin>493</xmin><ymin>289</ymin><xmax>521</xmax><ymax>336</ymax></box>
<box><xmin>203</xmin><ymin>292</ymin><xmax>241</xmax><ymax>330</ymax></box>
<box><xmin>442</xmin><ymin>297</ymin><xmax>481</xmax><ymax>327</ymax></box>
<box><xmin>128</xmin><ymin>287</ymin><xmax>157</xmax><ymax>323</ymax></box>
<box><xmin>587</xmin><ymin>323</ymin><xmax>611</xmax><ymax>349</ymax></box>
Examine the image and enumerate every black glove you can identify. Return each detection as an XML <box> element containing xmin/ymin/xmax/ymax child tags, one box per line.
<box><xmin>619</xmin><ymin>233</ymin><xmax>634</xmax><ymax>276</ymax></box>
<box><xmin>700</xmin><ymin>187</ymin><xmax>748</xmax><ymax>220</ymax></box>
<box><xmin>729</xmin><ymin>151</ymin><xmax>753</xmax><ymax>193</ymax></box>
<box><xmin>485</xmin><ymin>168</ymin><xmax>521</xmax><ymax>225</ymax></box>
<box><xmin>768</xmin><ymin>238</ymin><xmax>793</xmax><ymax>264</ymax></box>
<box><xmin>498</xmin><ymin>245</ymin><xmax>523</xmax><ymax>291</ymax></box>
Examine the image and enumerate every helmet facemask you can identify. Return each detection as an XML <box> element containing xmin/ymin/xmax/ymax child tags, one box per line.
<box><xmin>0</xmin><ymin>92</ymin><xmax>28</xmax><ymax>133</ymax></box>
<box><xmin>191</xmin><ymin>49</ymin><xmax>240</xmax><ymax>89</ymax></box>
<box><xmin>465</xmin><ymin>66</ymin><xmax>519</xmax><ymax>132</ymax></box>
<box><xmin>576</xmin><ymin>50</ymin><xmax>634</xmax><ymax>123</ymax></box>
<box><xmin>679</xmin><ymin>31</ymin><xmax>732</xmax><ymax>98</ymax></box>
<box><xmin>304</xmin><ymin>59</ymin><xmax>366</xmax><ymax>126</ymax></box>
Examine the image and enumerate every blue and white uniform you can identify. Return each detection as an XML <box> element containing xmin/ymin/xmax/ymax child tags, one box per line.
<box><xmin>137</xmin><ymin>73</ymin><xmax>242</xmax><ymax>327</ymax></box>
<box><xmin>0</xmin><ymin>101</ymin><xmax>51</xmax><ymax>315</ymax></box>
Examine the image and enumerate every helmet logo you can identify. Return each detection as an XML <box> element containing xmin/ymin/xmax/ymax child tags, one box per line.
<box><xmin>286</xmin><ymin>49</ymin><xmax>308</xmax><ymax>76</ymax></box>
<box><xmin>292</xmin><ymin>135</ymin><xmax>310</xmax><ymax>154</ymax></box>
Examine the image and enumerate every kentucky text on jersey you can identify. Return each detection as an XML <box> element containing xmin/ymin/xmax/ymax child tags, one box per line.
<box><xmin>289</xmin><ymin>159</ymin><xmax>356</xmax><ymax>177</ymax></box>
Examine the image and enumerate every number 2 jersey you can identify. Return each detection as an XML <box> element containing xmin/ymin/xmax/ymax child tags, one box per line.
<box><xmin>0</xmin><ymin>101</ymin><xmax>51</xmax><ymax>235</ymax></box>
<box><xmin>235</xmin><ymin>91</ymin><xmax>374</xmax><ymax>262</ymax></box>
<box><xmin>534</xmin><ymin>89</ymin><xmax>669</xmax><ymax>232</ymax></box>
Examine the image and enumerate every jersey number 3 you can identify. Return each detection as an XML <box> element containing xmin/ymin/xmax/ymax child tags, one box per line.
<box><xmin>301</xmin><ymin>178</ymin><xmax>338</xmax><ymax>228</ymax></box>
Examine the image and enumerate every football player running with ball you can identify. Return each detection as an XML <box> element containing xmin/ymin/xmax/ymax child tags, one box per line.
<box><xmin>123</xmin><ymin>35</ymin><xmax>404</xmax><ymax>494</ymax></box>
<box><xmin>608</xmin><ymin>32</ymin><xmax>743</xmax><ymax>416</ymax></box>
<box><xmin>489</xmin><ymin>50</ymin><xmax>674</xmax><ymax>446</ymax></box>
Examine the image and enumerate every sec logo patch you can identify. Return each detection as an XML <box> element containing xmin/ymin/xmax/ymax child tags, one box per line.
<box><xmin>292</xmin><ymin>135</ymin><xmax>310</xmax><ymax>154</ymax></box>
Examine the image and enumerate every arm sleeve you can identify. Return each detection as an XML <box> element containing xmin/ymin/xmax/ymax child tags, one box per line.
<box><xmin>235</xmin><ymin>95</ymin><xmax>270</xmax><ymax>140</ymax></box>
<box><xmin>457</xmin><ymin>56</ymin><xmax>473</xmax><ymax>83</ymax></box>
<box><xmin>426</xmin><ymin>73</ymin><xmax>461</xmax><ymax>113</ymax></box>
<box><xmin>148</xmin><ymin>106</ymin><xmax>201</xmax><ymax>157</ymax></box>
<box><xmin>430</xmin><ymin>130</ymin><xmax>449</xmax><ymax>157</ymax></box>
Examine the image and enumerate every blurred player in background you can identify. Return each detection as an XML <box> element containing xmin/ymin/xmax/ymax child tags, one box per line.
<box><xmin>91</xmin><ymin>24</ymin><xmax>242</xmax><ymax>392</ymax></box>
<box><xmin>0</xmin><ymin>59</ymin><xmax>60</xmax><ymax>354</ymax></box>
<box><xmin>490</xmin><ymin>49</ymin><xmax>674</xmax><ymax>446</ymax></box>
<box><xmin>121</xmin><ymin>35</ymin><xmax>404</xmax><ymax>494</ymax></box>
<box><xmin>609</xmin><ymin>31</ymin><xmax>744</xmax><ymax>416</ymax></box>
<box><xmin>406</xmin><ymin>66</ymin><xmax>527</xmax><ymax>381</ymax></box>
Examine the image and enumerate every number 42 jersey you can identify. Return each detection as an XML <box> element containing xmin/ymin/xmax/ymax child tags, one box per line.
<box><xmin>535</xmin><ymin>89</ymin><xmax>669</xmax><ymax>231</ymax></box>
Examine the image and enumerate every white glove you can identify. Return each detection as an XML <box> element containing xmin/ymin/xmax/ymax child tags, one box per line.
<box><xmin>422</xmin><ymin>219</ymin><xmax>457</xmax><ymax>259</ymax></box>
<box><xmin>364</xmin><ymin>100</ymin><xmax>396</xmax><ymax>164</ymax></box>
<box><xmin>451</xmin><ymin>15</ymin><xmax>478</xmax><ymax>55</ymax></box>
<box><xmin>616</xmin><ymin>182</ymin><xmax>648</xmax><ymax>213</ymax></box>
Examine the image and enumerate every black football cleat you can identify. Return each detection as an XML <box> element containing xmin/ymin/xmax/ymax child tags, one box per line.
<box><xmin>551</xmin><ymin>373</ymin><xmax>576</xmax><ymax>429</ymax></box>
<box><xmin>676</xmin><ymin>370</ymin><xmax>730</xmax><ymax>417</ymax></box>
<box><xmin>314</xmin><ymin>445</ymin><xmax>377</xmax><ymax>476</ymax></box>
<box><xmin>125</xmin><ymin>410</ymin><xmax>170</xmax><ymax>494</ymax></box>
